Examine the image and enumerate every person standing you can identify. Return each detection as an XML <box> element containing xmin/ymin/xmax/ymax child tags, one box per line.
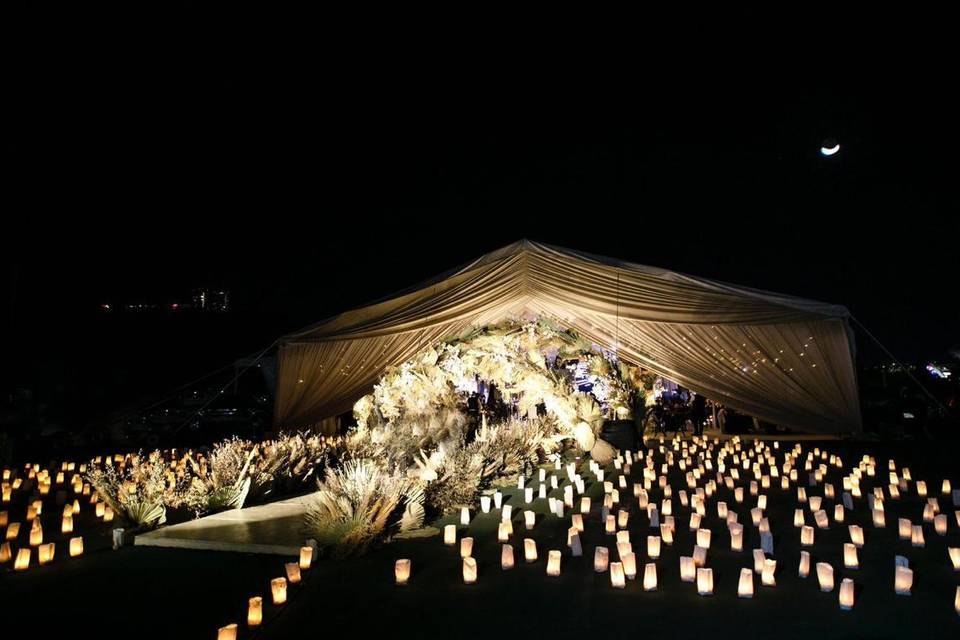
<box><xmin>690</xmin><ymin>392</ymin><xmax>707</xmax><ymax>436</ymax></box>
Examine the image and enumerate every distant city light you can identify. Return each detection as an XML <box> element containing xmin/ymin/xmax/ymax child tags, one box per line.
<box><xmin>926</xmin><ymin>363</ymin><xmax>952</xmax><ymax>379</ymax></box>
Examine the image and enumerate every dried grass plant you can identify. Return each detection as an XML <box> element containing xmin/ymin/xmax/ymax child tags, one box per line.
<box><xmin>304</xmin><ymin>459</ymin><xmax>423</xmax><ymax>558</ymax></box>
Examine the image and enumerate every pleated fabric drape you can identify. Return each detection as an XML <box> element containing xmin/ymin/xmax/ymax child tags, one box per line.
<box><xmin>275</xmin><ymin>241</ymin><xmax>860</xmax><ymax>435</ymax></box>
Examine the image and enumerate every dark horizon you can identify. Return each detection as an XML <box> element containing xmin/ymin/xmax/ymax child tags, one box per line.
<box><xmin>4</xmin><ymin>21</ymin><xmax>958</xmax><ymax>430</ymax></box>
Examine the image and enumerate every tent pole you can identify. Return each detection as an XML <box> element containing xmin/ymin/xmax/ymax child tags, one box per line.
<box><xmin>850</xmin><ymin>316</ymin><xmax>945</xmax><ymax>411</ymax></box>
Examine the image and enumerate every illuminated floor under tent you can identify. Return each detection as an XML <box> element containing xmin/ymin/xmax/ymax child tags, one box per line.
<box><xmin>135</xmin><ymin>495</ymin><xmax>312</xmax><ymax>555</ymax></box>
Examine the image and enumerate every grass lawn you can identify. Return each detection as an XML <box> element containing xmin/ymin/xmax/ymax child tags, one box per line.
<box><xmin>3</xmin><ymin>438</ymin><xmax>958</xmax><ymax>639</ymax></box>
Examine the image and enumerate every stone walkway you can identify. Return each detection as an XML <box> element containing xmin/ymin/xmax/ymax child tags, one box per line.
<box><xmin>134</xmin><ymin>494</ymin><xmax>313</xmax><ymax>555</ymax></box>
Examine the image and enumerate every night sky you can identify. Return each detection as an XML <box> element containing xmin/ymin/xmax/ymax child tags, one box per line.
<box><xmin>4</xmin><ymin>18</ymin><xmax>957</xmax><ymax>424</ymax></box>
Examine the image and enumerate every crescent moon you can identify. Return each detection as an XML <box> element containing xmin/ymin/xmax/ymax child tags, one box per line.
<box><xmin>820</xmin><ymin>144</ymin><xmax>840</xmax><ymax>156</ymax></box>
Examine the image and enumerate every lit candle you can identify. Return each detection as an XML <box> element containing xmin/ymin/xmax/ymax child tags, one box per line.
<box><xmin>738</xmin><ymin>567</ymin><xmax>754</xmax><ymax>598</ymax></box>
<box><xmin>693</xmin><ymin>545</ymin><xmax>707</xmax><ymax>567</ymax></box>
<box><xmin>898</xmin><ymin>518</ymin><xmax>912</xmax><ymax>540</ymax></box>
<box><xmin>610</xmin><ymin>561</ymin><xmax>626</xmax><ymax>588</ymax></box>
<box><xmin>217</xmin><ymin>624</ymin><xmax>238</xmax><ymax>640</ymax></box>
<box><xmin>444</xmin><ymin>524</ymin><xmax>457</xmax><ymax>545</ymax></box>
<box><xmin>299</xmin><ymin>546</ymin><xmax>313</xmax><ymax>570</ymax></box>
<box><xmin>605</xmin><ymin>515</ymin><xmax>616</xmax><ymax>535</ymax></box>
<box><xmin>729</xmin><ymin>523</ymin><xmax>744</xmax><ymax>552</ymax></box>
<box><xmin>14</xmin><ymin>547</ymin><xmax>30</xmax><ymax>571</ymax></box>
<box><xmin>461</xmin><ymin>507</ymin><xmax>471</xmax><ymax>526</ymax></box>
<box><xmin>793</xmin><ymin>509</ymin><xmax>805</xmax><ymax>528</ymax></box>
<box><xmin>248</xmin><ymin>597</ymin><xmax>263</xmax><ymax>626</ymax></box>
<box><xmin>844</xmin><ymin>543</ymin><xmax>858</xmax><ymax>569</ymax></box>
<box><xmin>816</xmin><ymin>563</ymin><xmax>834</xmax><ymax>592</ymax></box>
<box><xmin>546</xmin><ymin>550</ymin><xmax>562</xmax><ymax>577</ymax></box>
<box><xmin>643</xmin><ymin>562</ymin><xmax>658</xmax><ymax>591</ymax></box>
<box><xmin>696</xmin><ymin>568</ymin><xmax>714</xmax><ymax>596</ymax></box>
<box><xmin>394</xmin><ymin>559</ymin><xmax>411</xmax><ymax>585</ymax></box>
<box><xmin>497</xmin><ymin>521</ymin><xmax>510</xmax><ymax>542</ymax></box>
<box><xmin>949</xmin><ymin>547</ymin><xmax>960</xmax><ymax>571</ymax></box>
<box><xmin>872</xmin><ymin>508</ymin><xmax>885</xmax><ymax>528</ymax></box>
<box><xmin>38</xmin><ymin>543</ymin><xmax>54</xmax><ymax>565</ymax></box>
<box><xmin>646</xmin><ymin>535</ymin><xmax>661</xmax><ymax>560</ymax></box>
<box><xmin>462</xmin><ymin>557</ymin><xmax>478</xmax><ymax>584</ymax></box>
<box><xmin>501</xmin><ymin>544</ymin><xmax>515</xmax><ymax>569</ymax></box>
<box><xmin>622</xmin><ymin>552</ymin><xmax>637</xmax><ymax>580</ymax></box>
<box><xmin>524</xmin><ymin>538</ymin><xmax>538</xmax><ymax>563</ymax></box>
<box><xmin>660</xmin><ymin>523</ymin><xmax>674</xmax><ymax>546</ymax></box>
<box><xmin>27</xmin><ymin>518</ymin><xmax>43</xmax><ymax>546</ymax></box>
<box><xmin>934</xmin><ymin>514</ymin><xmax>947</xmax><ymax>536</ymax></box>
<box><xmin>911</xmin><ymin>525</ymin><xmax>925</xmax><ymax>548</ymax></box>
<box><xmin>571</xmin><ymin>514</ymin><xmax>584</xmax><ymax>532</ymax></box>
<box><xmin>284</xmin><ymin>562</ymin><xmax>301</xmax><ymax>584</ymax></box>
<box><xmin>761</xmin><ymin>559</ymin><xmax>776</xmax><ymax>586</ymax></box>
<box><xmin>696</xmin><ymin>528</ymin><xmax>711</xmax><ymax>549</ymax></box>
<box><xmin>594</xmin><ymin>546</ymin><xmax>609</xmax><ymax>573</ymax></box>
<box><xmin>680</xmin><ymin>556</ymin><xmax>696</xmax><ymax>582</ymax></box>
<box><xmin>271</xmin><ymin>577</ymin><xmax>287</xmax><ymax>605</ymax></box>
<box><xmin>460</xmin><ymin>537</ymin><xmax>474</xmax><ymax>559</ymax></box>
<box><xmin>839</xmin><ymin>578</ymin><xmax>854</xmax><ymax>610</ymax></box>
<box><xmin>833</xmin><ymin>504</ymin><xmax>845</xmax><ymax>523</ymax></box>
<box><xmin>894</xmin><ymin>566</ymin><xmax>912</xmax><ymax>596</ymax></box>
<box><xmin>848</xmin><ymin>525</ymin><xmax>864</xmax><ymax>547</ymax></box>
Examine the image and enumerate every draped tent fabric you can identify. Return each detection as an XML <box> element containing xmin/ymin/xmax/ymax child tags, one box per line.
<box><xmin>275</xmin><ymin>241</ymin><xmax>861</xmax><ymax>435</ymax></box>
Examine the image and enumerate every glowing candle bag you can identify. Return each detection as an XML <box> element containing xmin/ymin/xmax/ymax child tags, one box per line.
<box><xmin>395</xmin><ymin>559</ymin><xmax>411</xmax><ymax>585</ymax></box>
<box><xmin>248</xmin><ymin>597</ymin><xmax>263</xmax><ymax>626</ymax></box>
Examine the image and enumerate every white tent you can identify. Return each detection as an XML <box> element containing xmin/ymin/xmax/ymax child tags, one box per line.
<box><xmin>275</xmin><ymin>240</ymin><xmax>860</xmax><ymax>435</ymax></box>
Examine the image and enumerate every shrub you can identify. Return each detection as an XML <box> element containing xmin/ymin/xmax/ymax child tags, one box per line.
<box><xmin>86</xmin><ymin>453</ymin><xmax>168</xmax><ymax>528</ymax></box>
<box><xmin>304</xmin><ymin>459</ymin><xmax>423</xmax><ymax>558</ymax></box>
